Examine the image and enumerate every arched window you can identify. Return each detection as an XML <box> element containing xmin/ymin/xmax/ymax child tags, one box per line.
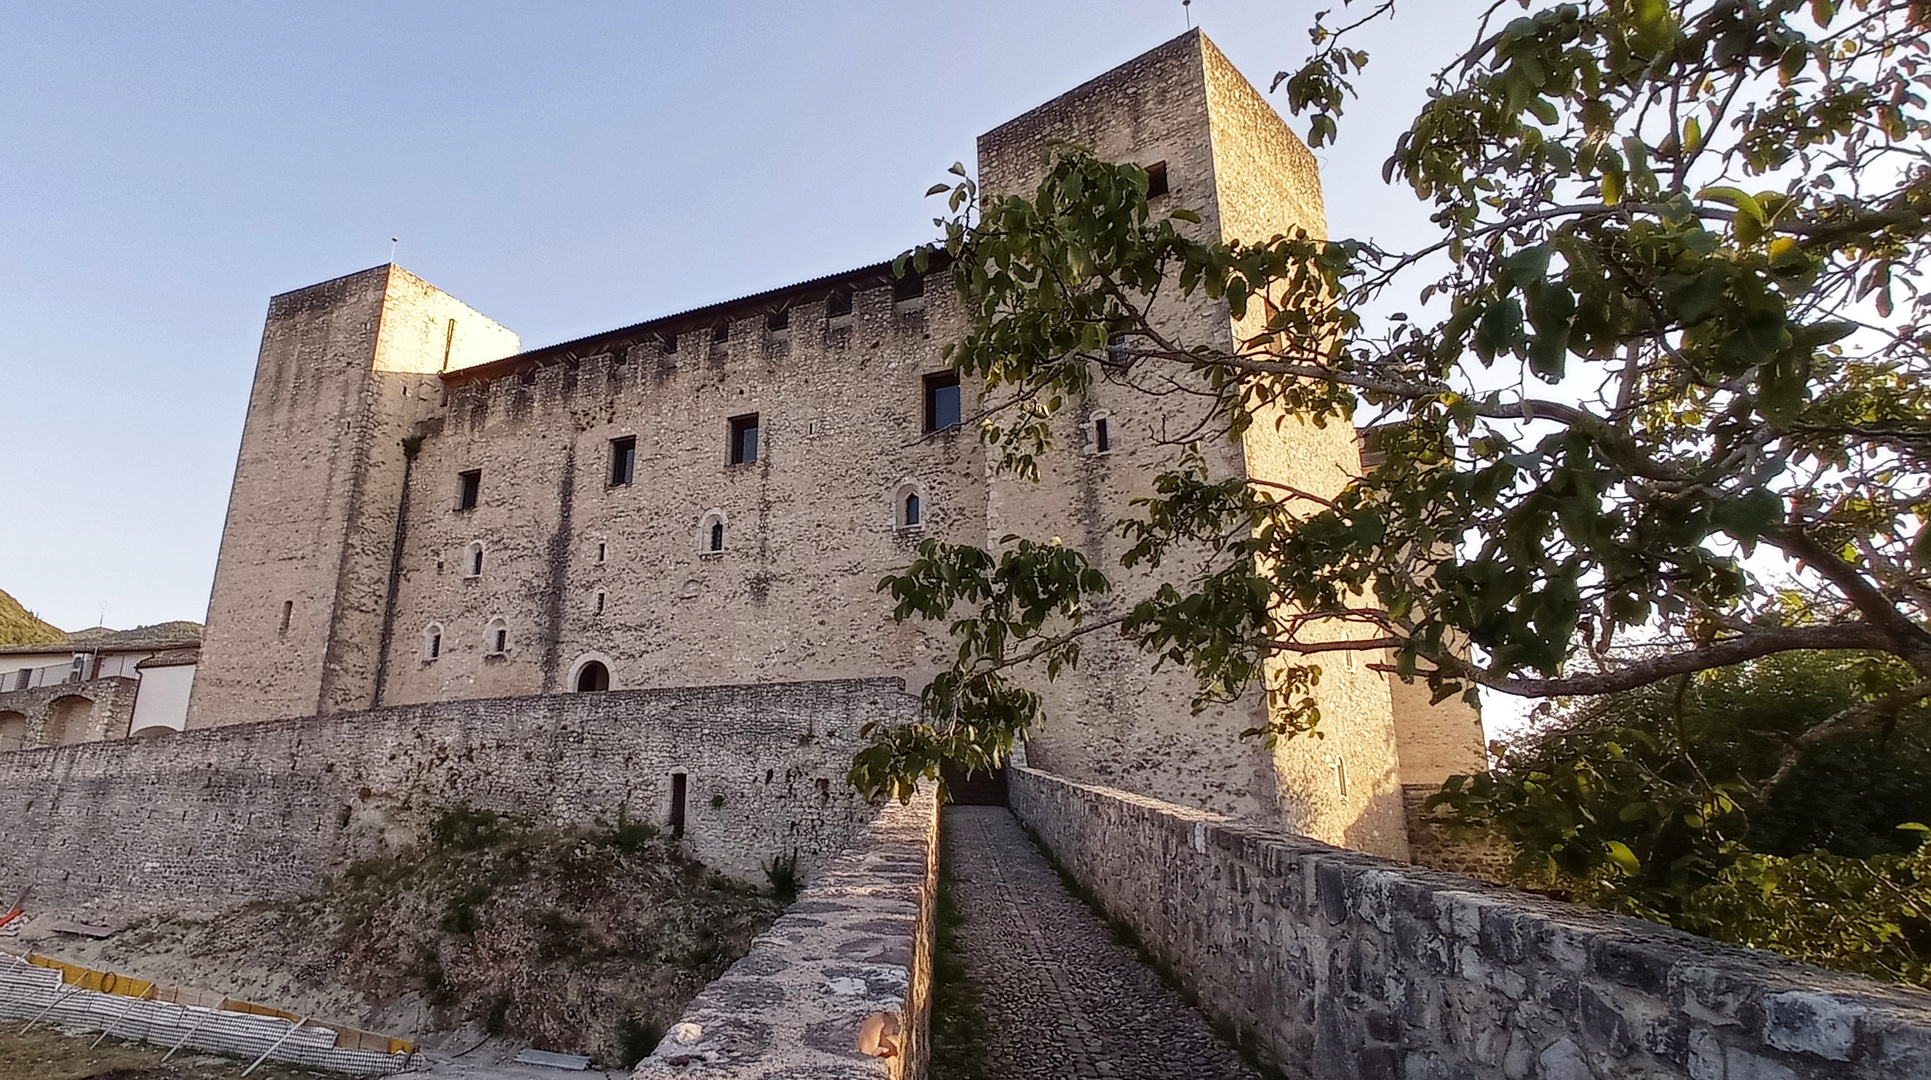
<box><xmin>893</xmin><ymin>481</ymin><xmax>928</xmax><ymax>531</ymax></box>
<box><xmin>423</xmin><ymin>624</ymin><xmax>444</xmax><ymax>661</ymax></box>
<box><xmin>485</xmin><ymin>617</ymin><xmax>508</xmax><ymax>655</ymax></box>
<box><xmin>465</xmin><ymin>541</ymin><xmax>485</xmax><ymax>578</ymax></box>
<box><xmin>698</xmin><ymin>509</ymin><xmax>728</xmax><ymax>554</ymax></box>
<box><xmin>576</xmin><ymin>661</ymin><xmax>610</xmax><ymax>692</ymax></box>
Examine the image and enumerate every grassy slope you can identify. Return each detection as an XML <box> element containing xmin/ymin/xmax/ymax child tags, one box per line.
<box><xmin>0</xmin><ymin>588</ymin><xmax>63</xmax><ymax>646</ymax></box>
<box><xmin>65</xmin><ymin>810</ymin><xmax>782</xmax><ymax>1070</ymax></box>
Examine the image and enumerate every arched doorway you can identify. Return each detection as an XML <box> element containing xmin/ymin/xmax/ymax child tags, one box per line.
<box><xmin>45</xmin><ymin>696</ymin><xmax>94</xmax><ymax>747</ymax></box>
<box><xmin>0</xmin><ymin>711</ymin><xmax>26</xmax><ymax>752</ymax></box>
<box><xmin>575</xmin><ymin>661</ymin><xmax>610</xmax><ymax>692</ymax></box>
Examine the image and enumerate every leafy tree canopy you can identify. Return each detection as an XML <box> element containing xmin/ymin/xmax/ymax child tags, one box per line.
<box><xmin>850</xmin><ymin>0</ymin><xmax>1931</xmax><ymax>802</ymax></box>
<box><xmin>1434</xmin><ymin>650</ymin><xmax>1931</xmax><ymax>909</ymax></box>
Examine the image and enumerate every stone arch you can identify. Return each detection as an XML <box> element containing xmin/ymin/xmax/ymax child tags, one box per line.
<box><xmin>45</xmin><ymin>695</ymin><xmax>95</xmax><ymax>747</ymax></box>
<box><xmin>569</xmin><ymin>653</ymin><xmax>616</xmax><ymax>692</ymax></box>
<box><xmin>0</xmin><ymin>711</ymin><xmax>26</xmax><ymax>752</ymax></box>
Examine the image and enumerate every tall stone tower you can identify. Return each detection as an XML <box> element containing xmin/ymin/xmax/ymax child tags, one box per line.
<box><xmin>186</xmin><ymin>266</ymin><xmax>518</xmax><ymax>727</ymax></box>
<box><xmin>977</xmin><ymin>31</ymin><xmax>1462</xmax><ymax>856</ymax></box>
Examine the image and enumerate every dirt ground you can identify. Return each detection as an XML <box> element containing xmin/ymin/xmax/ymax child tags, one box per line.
<box><xmin>0</xmin><ymin>1020</ymin><xmax>337</xmax><ymax>1080</ymax></box>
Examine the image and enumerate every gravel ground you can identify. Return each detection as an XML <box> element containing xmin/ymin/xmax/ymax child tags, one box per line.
<box><xmin>943</xmin><ymin>806</ymin><xmax>1264</xmax><ymax>1080</ymax></box>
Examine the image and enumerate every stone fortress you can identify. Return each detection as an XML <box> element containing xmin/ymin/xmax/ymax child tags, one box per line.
<box><xmin>7</xmin><ymin>31</ymin><xmax>1919</xmax><ymax>1080</ymax></box>
<box><xmin>183</xmin><ymin>28</ymin><xmax>1482</xmax><ymax>860</ymax></box>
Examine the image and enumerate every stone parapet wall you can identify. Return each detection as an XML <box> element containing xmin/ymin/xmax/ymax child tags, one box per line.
<box><xmin>0</xmin><ymin>679</ymin><xmax>913</xmax><ymax>922</ymax></box>
<box><xmin>634</xmin><ymin>788</ymin><xmax>939</xmax><ymax>1080</ymax></box>
<box><xmin>1010</xmin><ymin>765</ymin><xmax>1931</xmax><ymax>1079</ymax></box>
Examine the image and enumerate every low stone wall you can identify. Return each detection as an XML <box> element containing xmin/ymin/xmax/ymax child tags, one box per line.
<box><xmin>0</xmin><ymin>679</ymin><xmax>915</xmax><ymax>922</ymax></box>
<box><xmin>1011</xmin><ymin>766</ymin><xmax>1931</xmax><ymax>1079</ymax></box>
<box><xmin>634</xmin><ymin>788</ymin><xmax>939</xmax><ymax>1080</ymax></box>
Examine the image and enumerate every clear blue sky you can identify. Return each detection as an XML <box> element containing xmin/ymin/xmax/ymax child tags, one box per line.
<box><xmin>0</xmin><ymin>1</ymin><xmax>1477</xmax><ymax>632</ymax></box>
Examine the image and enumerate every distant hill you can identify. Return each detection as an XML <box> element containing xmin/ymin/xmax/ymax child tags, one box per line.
<box><xmin>0</xmin><ymin>589</ymin><xmax>64</xmax><ymax>646</ymax></box>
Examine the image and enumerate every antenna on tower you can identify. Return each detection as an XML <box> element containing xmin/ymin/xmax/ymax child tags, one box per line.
<box><xmin>1183</xmin><ymin>0</ymin><xmax>1192</xmax><ymax>28</ymax></box>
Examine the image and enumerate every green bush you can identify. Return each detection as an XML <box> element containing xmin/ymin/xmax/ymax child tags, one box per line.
<box><xmin>1430</xmin><ymin>651</ymin><xmax>1931</xmax><ymax>982</ymax></box>
<box><xmin>1683</xmin><ymin>837</ymin><xmax>1931</xmax><ymax>988</ymax></box>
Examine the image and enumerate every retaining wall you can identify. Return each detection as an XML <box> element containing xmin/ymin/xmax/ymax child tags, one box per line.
<box><xmin>1010</xmin><ymin>766</ymin><xmax>1931</xmax><ymax>1079</ymax></box>
<box><xmin>0</xmin><ymin>679</ymin><xmax>915</xmax><ymax>922</ymax></box>
<box><xmin>634</xmin><ymin>788</ymin><xmax>940</xmax><ymax>1080</ymax></box>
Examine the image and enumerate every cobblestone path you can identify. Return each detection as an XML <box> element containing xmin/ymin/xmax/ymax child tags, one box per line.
<box><xmin>944</xmin><ymin>805</ymin><xmax>1263</xmax><ymax>1080</ymax></box>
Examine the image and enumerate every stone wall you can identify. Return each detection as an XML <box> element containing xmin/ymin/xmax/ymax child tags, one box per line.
<box><xmin>1403</xmin><ymin>783</ymin><xmax>1515</xmax><ymax>883</ymax></box>
<box><xmin>0</xmin><ymin>679</ymin><xmax>914</xmax><ymax>922</ymax></box>
<box><xmin>0</xmin><ymin>676</ymin><xmax>140</xmax><ymax>750</ymax></box>
<box><xmin>634</xmin><ymin>789</ymin><xmax>940</xmax><ymax>1080</ymax></box>
<box><xmin>1010</xmin><ymin>766</ymin><xmax>1931</xmax><ymax>1079</ymax></box>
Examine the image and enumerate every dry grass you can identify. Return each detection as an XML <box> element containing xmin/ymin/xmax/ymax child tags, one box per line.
<box><xmin>0</xmin><ymin>1020</ymin><xmax>329</xmax><ymax>1080</ymax></box>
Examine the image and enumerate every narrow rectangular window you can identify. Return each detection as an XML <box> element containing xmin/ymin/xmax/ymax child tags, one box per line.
<box><xmin>595</xmin><ymin>592</ymin><xmax>605</xmax><ymax>615</ymax></box>
<box><xmin>494</xmin><ymin>627</ymin><xmax>507</xmax><ymax>653</ymax></box>
<box><xmin>429</xmin><ymin>632</ymin><xmax>441</xmax><ymax>659</ymax></box>
<box><xmin>279</xmin><ymin>600</ymin><xmax>293</xmax><ymax>635</ymax></box>
<box><xmin>712</xmin><ymin>322</ymin><xmax>729</xmax><ymax>344</ymax></box>
<box><xmin>457</xmin><ymin>469</ymin><xmax>481</xmax><ymax>511</ymax></box>
<box><xmin>610</xmin><ymin>436</ymin><xmax>636</xmax><ymax>486</ymax></box>
<box><xmin>924</xmin><ymin>372</ymin><xmax>962</xmax><ymax>433</ymax></box>
<box><xmin>670</xmin><ymin>773</ymin><xmax>688</xmax><ymax>838</ymax></box>
<box><xmin>766</xmin><ymin>308</ymin><xmax>789</xmax><ymax>331</ymax></box>
<box><xmin>826</xmin><ymin>290</ymin><xmax>853</xmax><ymax>317</ymax></box>
<box><xmin>893</xmin><ymin>272</ymin><xmax>924</xmax><ymax>302</ymax></box>
<box><xmin>596</xmin><ymin>542</ymin><xmax>606</xmax><ymax>564</ymax></box>
<box><xmin>729</xmin><ymin>414</ymin><xmax>760</xmax><ymax>465</ymax></box>
<box><xmin>661</xmin><ymin>332</ymin><xmax>678</xmax><ymax>354</ymax></box>
<box><xmin>1095</xmin><ymin>417</ymin><xmax>1111</xmax><ymax>453</ymax></box>
<box><xmin>1145</xmin><ymin>160</ymin><xmax>1169</xmax><ymax>198</ymax></box>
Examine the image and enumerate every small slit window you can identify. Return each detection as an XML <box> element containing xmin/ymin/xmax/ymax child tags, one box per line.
<box><xmin>279</xmin><ymin>600</ymin><xmax>293</xmax><ymax>636</ymax></box>
<box><xmin>456</xmin><ymin>469</ymin><xmax>481</xmax><ymax>511</ymax></box>
<box><xmin>595</xmin><ymin>541</ymin><xmax>607</xmax><ymax>564</ymax></box>
<box><xmin>594</xmin><ymin>591</ymin><xmax>605</xmax><ymax>615</ymax></box>
<box><xmin>1093</xmin><ymin>413</ymin><xmax>1113</xmax><ymax>454</ymax></box>
<box><xmin>424</xmin><ymin>624</ymin><xmax>443</xmax><ymax>661</ymax></box>
<box><xmin>923</xmin><ymin>372</ymin><xmax>961</xmax><ymax>433</ymax></box>
<box><xmin>729</xmin><ymin>414</ymin><xmax>760</xmax><ymax>465</ymax></box>
<box><xmin>1145</xmin><ymin>160</ymin><xmax>1169</xmax><ymax>198</ymax></box>
<box><xmin>904</xmin><ymin>492</ymin><xmax>922</xmax><ymax>527</ymax></box>
<box><xmin>486</xmin><ymin>617</ymin><xmax>508</xmax><ymax>655</ymax></box>
<box><xmin>465</xmin><ymin>542</ymin><xmax>484</xmax><ymax>578</ymax></box>
<box><xmin>610</xmin><ymin>436</ymin><xmax>636</xmax><ymax>486</ymax></box>
<box><xmin>670</xmin><ymin>773</ymin><xmax>688</xmax><ymax>837</ymax></box>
